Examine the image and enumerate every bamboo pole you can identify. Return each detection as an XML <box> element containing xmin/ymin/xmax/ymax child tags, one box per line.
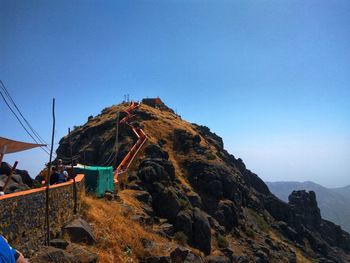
<box><xmin>45</xmin><ymin>98</ymin><xmax>55</xmax><ymax>246</ymax></box>
<box><xmin>69</xmin><ymin>128</ymin><xmax>77</xmax><ymax>214</ymax></box>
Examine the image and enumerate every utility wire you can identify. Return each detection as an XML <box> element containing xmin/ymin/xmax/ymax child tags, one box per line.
<box><xmin>0</xmin><ymin>81</ymin><xmax>51</xmax><ymax>151</ymax></box>
<box><xmin>0</xmin><ymin>89</ymin><xmax>51</xmax><ymax>155</ymax></box>
<box><xmin>0</xmin><ymin>81</ymin><xmax>53</xmax><ymax>156</ymax></box>
<box><xmin>0</xmin><ymin>80</ymin><xmax>49</xmax><ymax>146</ymax></box>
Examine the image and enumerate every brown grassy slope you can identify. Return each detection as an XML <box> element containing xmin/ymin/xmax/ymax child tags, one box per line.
<box><xmin>138</xmin><ymin>104</ymin><xmax>228</xmax><ymax>190</ymax></box>
<box><xmin>81</xmin><ymin>192</ymin><xmax>175</xmax><ymax>263</ymax></box>
<box><xmin>79</xmin><ymin>102</ymin><xmax>314</xmax><ymax>262</ymax></box>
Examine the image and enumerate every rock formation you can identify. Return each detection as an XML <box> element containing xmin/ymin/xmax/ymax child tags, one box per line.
<box><xmin>56</xmin><ymin>100</ymin><xmax>350</xmax><ymax>262</ymax></box>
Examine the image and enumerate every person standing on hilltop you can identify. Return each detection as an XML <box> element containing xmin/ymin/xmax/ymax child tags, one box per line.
<box><xmin>0</xmin><ymin>235</ymin><xmax>28</xmax><ymax>263</ymax></box>
<box><xmin>57</xmin><ymin>159</ymin><xmax>64</xmax><ymax>173</ymax></box>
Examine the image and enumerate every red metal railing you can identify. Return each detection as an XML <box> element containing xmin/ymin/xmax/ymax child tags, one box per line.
<box><xmin>114</xmin><ymin>102</ymin><xmax>147</xmax><ymax>182</ymax></box>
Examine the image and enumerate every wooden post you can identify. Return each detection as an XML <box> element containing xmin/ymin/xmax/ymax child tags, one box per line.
<box><xmin>69</xmin><ymin>128</ymin><xmax>77</xmax><ymax>214</ymax></box>
<box><xmin>2</xmin><ymin>161</ymin><xmax>18</xmax><ymax>193</ymax></box>
<box><xmin>115</xmin><ymin>111</ymin><xmax>119</xmax><ymax>168</ymax></box>
<box><xmin>45</xmin><ymin>98</ymin><xmax>55</xmax><ymax>246</ymax></box>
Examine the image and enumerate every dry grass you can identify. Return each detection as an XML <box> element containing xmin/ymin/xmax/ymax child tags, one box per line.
<box><xmin>81</xmin><ymin>194</ymin><xmax>174</xmax><ymax>263</ymax></box>
<box><xmin>119</xmin><ymin>190</ymin><xmax>149</xmax><ymax>214</ymax></box>
<box><xmin>139</xmin><ymin>104</ymin><xmax>227</xmax><ymax>191</ymax></box>
<box><xmin>268</xmin><ymin>230</ymin><xmax>313</xmax><ymax>263</ymax></box>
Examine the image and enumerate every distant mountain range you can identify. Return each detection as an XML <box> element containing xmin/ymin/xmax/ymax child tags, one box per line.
<box><xmin>266</xmin><ymin>181</ymin><xmax>350</xmax><ymax>233</ymax></box>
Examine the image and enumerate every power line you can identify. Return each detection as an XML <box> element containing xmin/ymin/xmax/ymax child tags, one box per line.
<box><xmin>0</xmin><ymin>82</ymin><xmax>50</xmax><ymax>155</ymax></box>
<box><xmin>0</xmin><ymin>80</ymin><xmax>49</xmax><ymax>146</ymax></box>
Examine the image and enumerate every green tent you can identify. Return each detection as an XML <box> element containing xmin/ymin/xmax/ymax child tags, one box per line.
<box><xmin>74</xmin><ymin>165</ymin><xmax>114</xmax><ymax>197</ymax></box>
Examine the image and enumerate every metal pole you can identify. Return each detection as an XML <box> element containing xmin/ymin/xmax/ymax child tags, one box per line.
<box><xmin>69</xmin><ymin>128</ymin><xmax>77</xmax><ymax>214</ymax></box>
<box><xmin>45</xmin><ymin>98</ymin><xmax>55</xmax><ymax>246</ymax></box>
<box><xmin>114</xmin><ymin>112</ymin><xmax>119</xmax><ymax>168</ymax></box>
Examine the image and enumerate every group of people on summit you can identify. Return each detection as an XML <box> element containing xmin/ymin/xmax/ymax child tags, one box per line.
<box><xmin>34</xmin><ymin>158</ymin><xmax>73</xmax><ymax>186</ymax></box>
<box><xmin>0</xmin><ymin>158</ymin><xmax>72</xmax><ymax>196</ymax></box>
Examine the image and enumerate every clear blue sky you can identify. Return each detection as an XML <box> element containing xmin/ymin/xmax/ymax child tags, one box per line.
<box><xmin>1</xmin><ymin>0</ymin><xmax>349</xmax><ymax>187</ymax></box>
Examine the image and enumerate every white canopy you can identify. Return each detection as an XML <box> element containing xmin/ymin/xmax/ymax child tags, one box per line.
<box><xmin>0</xmin><ymin>136</ymin><xmax>46</xmax><ymax>154</ymax></box>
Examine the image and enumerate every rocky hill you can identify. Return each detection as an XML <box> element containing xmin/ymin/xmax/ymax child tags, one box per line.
<box><xmin>56</xmin><ymin>99</ymin><xmax>350</xmax><ymax>263</ymax></box>
<box><xmin>266</xmin><ymin>181</ymin><xmax>350</xmax><ymax>233</ymax></box>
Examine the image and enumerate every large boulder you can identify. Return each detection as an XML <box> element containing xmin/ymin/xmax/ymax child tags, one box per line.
<box><xmin>144</xmin><ymin>144</ymin><xmax>169</xmax><ymax>160</ymax></box>
<box><xmin>0</xmin><ymin>174</ymin><xmax>30</xmax><ymax>194</ymax></box>
<box><xmin>152</xmin><ymin>187</ymin><xmax>181</xmax><ymax>220</ymax></box>
<box><xmin>174</xmin><ymin>210</ymin><xmax>193</xmax><ymax>243</ymax></box>
<box><xmin>173</xmin><ymin>129</ymin><xmax>201</xmax><ymax>153</ymax></box>
<box><xmin>221</xmin><ymin>175</ymin><xmax>240</xmax><ymax>201</ymax></box>
<box><xmin>185</xmin><ymin>160</ymin><xmax>230</xmax><ymax>196</ymax></box>
<box><xmin>193</xmin><ymin>208</ymin><xmax>211</xmax><ymax>255</ymax></box>
<box><xmin>186</xmin><ymin>192</ymin><xmax>202</xmax><ymax>208</ymax></box>
<box><xmin>15</xmin><ymin>169</ymin><xmax>33</xmax><ymax>188</ymax></box>
<box><xmin>138</xmin><ymin>159</ymin><xmax>175</xmax><ymax>186</ymax></box>
<box><xmin>64</xmin><ymin>218</ymin><xmax>96</xmax><ymax>245</ymax></box>
<box><xmin>215</xmin><ymin>200</ymin><xmax>239</xmax><ymax>232</ymax></box>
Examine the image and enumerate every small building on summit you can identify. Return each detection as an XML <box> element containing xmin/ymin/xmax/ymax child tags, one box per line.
<box><xmin>142</xmin><ymin>97</ymin><xmax>163</xmax><ymax>108</ymax></box>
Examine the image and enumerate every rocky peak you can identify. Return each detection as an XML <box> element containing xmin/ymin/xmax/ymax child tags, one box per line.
<box><xmin>288</xmin><ymin>190</ymin><xmax>321</xmax><ymax>229</ymax></box>
<box><xmin>55</xmin><ymin>100</ymin><xmax>350</xmax><ymax>262</ymax></box>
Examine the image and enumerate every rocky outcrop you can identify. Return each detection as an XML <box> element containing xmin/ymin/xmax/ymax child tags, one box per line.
<box><xmin>54</xmin><ymin>100</ymin><xmax>350</xmax><ymax>262</ymax></box>
<box><xmin>288</xmin><ymin>190</ymin><xmax>321</xmax><ymax>229</ymax></box>
<box><xmin>0</xmin><ymin>174</ymin><xmax>31</xmax><ymax>194</ymax></box>
<box><xmin>193</xmin><ymin>124</ymin><xmax>223</xmax><ymax>150</ymax></box>
<box><xmin>215</xmin><ymin>200</ymin><xmax>239</xmax><ymax>232</ymax></box>
<box><xmin>266</xmin><ymin>190</ymin><xmax>350</xmax><ymax>259</ymax></box>
<box><xmin>173</xmin><ymin>129</ymin><xmax>202</xmax><ymax>154</ymax></box>
<box><xmin>64</xmin><ymin>218</ymin><xmax>96</xmax><ymax>245</ymax></box>
<box><xmin>0</xmin><ymin>162</ymin><xmax>33</xmax><ymax>193</ymax></box>
<box><xmin>192</xmin><ymin>208</ymin><xmax>211</xmax><ymax>255</ymax></box>
<box><xmin>129</xmin><ymin>143</ymin><xmax>213</xmax><ymax>255</ymax></box>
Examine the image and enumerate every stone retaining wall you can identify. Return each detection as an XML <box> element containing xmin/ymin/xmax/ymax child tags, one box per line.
<box><xmin>0</xmin><ymin>174</ymin><xmax>85</xmax><ymax>257</ymax></box>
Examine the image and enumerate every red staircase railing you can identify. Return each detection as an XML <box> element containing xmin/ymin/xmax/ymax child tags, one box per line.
<box><xmin>114</xmin><ymin>101</ymin><xmax>147</xmax><ymax>182</ymax></box>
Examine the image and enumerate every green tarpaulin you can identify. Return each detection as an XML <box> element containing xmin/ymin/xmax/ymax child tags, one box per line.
<box><xmin>74</xmin><ymin>165</ymin><xmax>114</xmax><ymax>197</ymax></box>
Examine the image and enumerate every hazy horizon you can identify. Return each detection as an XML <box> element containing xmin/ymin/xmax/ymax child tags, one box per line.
<box><xmin>1</xmin><ymin>1</ymin><xmax>349</xmax><ymax>187</ymax></box>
